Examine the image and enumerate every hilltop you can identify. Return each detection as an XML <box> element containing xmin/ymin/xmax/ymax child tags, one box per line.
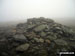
<box><xmin>0</xmin><ymin>17</ymin><xmax>75</xmax><ymax>56</ymax></box>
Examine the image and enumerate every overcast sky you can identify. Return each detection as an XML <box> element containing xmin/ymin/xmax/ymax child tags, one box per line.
<box><xmin>0</xmin><ymin>0</ymin><xmax>75</xmax><ymax>22</ymax></box>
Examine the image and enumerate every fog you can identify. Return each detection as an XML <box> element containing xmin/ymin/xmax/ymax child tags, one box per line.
<box><xmin>0</xmin><ymin>0</ymin><xmax>75</xmax><ymax>26</ymax></box>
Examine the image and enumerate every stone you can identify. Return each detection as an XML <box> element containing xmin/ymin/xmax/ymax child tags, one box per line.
<box><xmin>45</xmin><ymin>39</ymin><xmax>51</xmax><ymax>44</ymax></box>
<box><xmin>16</xmin><ymin>43</ymin><xmax>30</xmax><ymax>51</ymax></box>
<box><xmin>34</xmin><ymin>24</ymin><xmax>49</xmax><ymax>32</ymax></box>
<box><xmin>33</xmin><ymin>46</ymin><xmax>39</xmax><ymax>50</ymax></box>
<box><xmin>55</xmin><ymin>27</ymin><xmax>61</xmax><ymax>30</ymax></box>
<box><xmin>34</xmin><ymin>38</ymin><xmax>39</xmax><ymax>42</ymax></box>
<box><xmin>40</xmin><ymin>31</ymin><xmax>46</xmax><ymax>37</ymax></box>
<box><xmin>13</xmin><ymin>34</ymin><xmax>27</xmax><ymax>41</ymax></box>
<box><xmin>28</xmin><ymin>24</ymin><xmax>35</xmax><ymax>29</ymax></box>
<box><xmin>39</xmin><ymin>38</ymin><xmax>44</xmax><ymax>43</ymax></box>
<box><xmin>47</xmin><ymin>35</ymin><xmax>57</xmax><ymax>40</ymax></box>
<box><xmin>25</xmin><ymin>32</ymin><xmax>36</xmax><ymax>39</ymax></box>
<box><xmin>34</xmin><ymin>38</ymin><xmax>44</xmax><ymax>43</ymax></box>
<box><xmin>54</xmin><ymin>39</ymin><xmax>68</xmax><ymax>45</ymax></box>
<box><xmin>45</xmin><ymin>18</ymin><xmax>54</xmax><ymax>23</ymax></box>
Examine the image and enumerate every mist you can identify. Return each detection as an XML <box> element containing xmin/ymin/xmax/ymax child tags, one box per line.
<box><xmin>0</xmin><ymin>0</ymin><xmax>75</xmax><ymax>26</ymax></box>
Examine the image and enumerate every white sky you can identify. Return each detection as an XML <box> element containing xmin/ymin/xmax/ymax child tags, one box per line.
<box><xmin>0</xmin><ymin>0</ymin><xmax>75</xmax><ymax>22</ymax></box>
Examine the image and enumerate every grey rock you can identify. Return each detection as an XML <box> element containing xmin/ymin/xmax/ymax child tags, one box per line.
<box><xmin>54</xmin><ymin>39</ymin><xmax>68</xmax><ymax>45</ymax></box>
<box><xmin>28</xmin><ymin>24</ymin><xmax>35</xmax><ymax>29</ymax></box>
<box><xmin>47</xmin><ymin>35</ymin><xmax>57</xmax><ymax>40</ymax></box>
<box><xmin>40</xmin><ymin>31</ymin><xmax>46</xmax><ymax>37</ymax></box>
<box><xmin>34</xmin><ymin>38</ymin><xmax>44</xmax><ymax>43</ymax></box>
<box><xmin>34</xmin><ymin>38</ymin><xmax>39</xmax><ymax>42</ymax></box>
<box><xmin>39</xmin><ymin>38</ymin><xmax>44</xmax><ymax>43</ymax></box>
<box><xmin>34</xmin><ymin>24</ymin><xmax>49</xmax><ymax>32</ymax></box>
<box><xmin>55</xmin><ymin>27</ymin><xmax>61</xmax><ymax>30</ymax></box>
<box><xmin>16</xmin><ymin>43</ymin><xmax>30</xmax><ymax>51</ymax></box>
<box><xmin>13</xmin><ymin>34</ymin><xmax>27</xmax><ymax>41</ymax></box>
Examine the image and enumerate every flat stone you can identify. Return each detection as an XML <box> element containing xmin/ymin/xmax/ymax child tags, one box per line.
<box><xmin>55</xmin><ymin>27</ymin><xmax>61</xmax><ymax>30</ymax></box>
<box><xmin>47</xmin><ymin>35</ymin><xmax>57</xmax><ymax>40</ymax></box>
<box><xmin>54</xmin><ymin>39</ymin><xmax>68</xmax><ymax>45</ymax></box>
<box><xmin>34</xmin><ymin>38</ymin><xmax>39</xmax><ymax>42</ymax></box>
<box><xmin>34</xmin><ymin>25</ymin><xmax>49</xmax><ymax>32</ymax></box>
<box><xmin>28</xmin><ymin>24</ymin><xmax>35</xmax><ymax>29</ymax></box>
<box><xmin>34</xmin><ymin>38</ymin><xmax>44</xmax><ymax>43</ymax></box>
<box><xmin>16</xmin><ymin>43</ymin><xmax>30</xmax><ymax>51</ymax></box>
<box><xmin>14</xmin><ymin>34</ymin><xmax>27</xmax><ymax>41</ymax></box>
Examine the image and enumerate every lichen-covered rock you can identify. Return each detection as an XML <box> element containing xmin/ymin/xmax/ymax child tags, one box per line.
<box><xmin>34</xmin><ymin>38</ymin><xmax>39</xmax><ymax>42</ymax></box>
<box><xmin>47</xmin><ymin>35</ymin><xmax>57</xmax><ymax>40</ymax></box>
<box><xmin>54</xmin><ymin>39</ymin><xmax>68</xmax><ymax>45</ymax></box>
<box><xmin>13</xmin><ymin>34</ymin><xmax>27</xmax><ymax>41</ymax></box>
<box><xmin>34</xmin><ymin>24</ymin><xmax>49</xmax><ymax>32</ymax></box>
<box><xmin>39</xmin><ymin>38</ymin><xmax>44</xmax><ymax>43</ymax></box>
<box><xmin>27</xmin><ymin>24</ymin><xmax>35</xmax><ymax>29</ymax></box>
<box><xmin>16</xmin><ymin>43</ymin><xmax>30</xmax><ymax>51</ymax></box>
<box><xmin>33</xmin><ymin>38</ymin><xmax>44</xmax><ymax>43</ymax></box>
<box><xmin>40</xmin><ymin>31</ymin><xmax>46</xmax><ymax>37</ymax></box>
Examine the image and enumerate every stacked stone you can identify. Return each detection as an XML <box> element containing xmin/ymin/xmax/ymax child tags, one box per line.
<box><xmin>0</xmin><ymin>17</ymin><xmax>75</xmax><ymax>56</ymax></box>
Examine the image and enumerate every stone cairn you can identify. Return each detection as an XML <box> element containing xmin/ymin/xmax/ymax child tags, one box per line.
<box><xmin>0</xmin><ymin>17</ymin><xmax>75</xmax><ymax>56</ymax></box>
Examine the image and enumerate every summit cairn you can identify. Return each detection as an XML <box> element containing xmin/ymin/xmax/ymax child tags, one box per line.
<box><xmin>0</xmin><ymin>17</ymin><xmax>75</xmax><ymax>56</ymax></box>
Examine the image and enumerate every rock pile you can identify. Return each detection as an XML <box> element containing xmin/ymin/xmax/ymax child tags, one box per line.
<box><xmin>0</xmin><ymin>17</ymin><xmax>75</xmax><ymax>56</ymax></box>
